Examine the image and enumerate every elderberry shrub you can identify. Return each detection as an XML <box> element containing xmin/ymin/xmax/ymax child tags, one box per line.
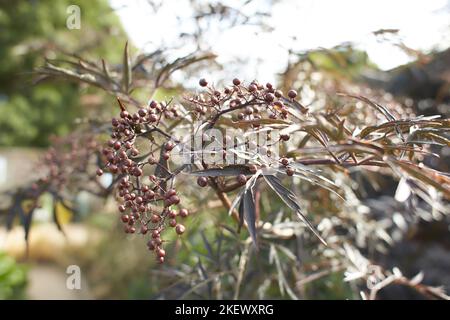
<box><xmin>102</xmin><ymin>79</ymin><xmax>308</xmax><ymax>262</ymax></box>
<box><xmin>186</xmin><ymin>78</ymin><xmax>300</xmax><ymax>177</ymax></box>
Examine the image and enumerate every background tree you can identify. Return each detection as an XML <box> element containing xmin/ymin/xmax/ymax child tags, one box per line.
<box><xmin>0</xmin><ymin>0</ymin><xmax>126</xmax><ymax>147</ymax></box>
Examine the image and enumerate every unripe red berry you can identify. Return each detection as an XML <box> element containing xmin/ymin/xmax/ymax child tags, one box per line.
<box><xmin>165</xmin><ymin>141</ymin><xmax>175</xmax><ymax>151</ymax></box>
<box><xmin>169</xmin><ymin>219</ymin><xmax>177</xmax><ymax>227</ymax></box>
<box><xmin>118</xmin><ymin>150</ymin><xmax>127</xmax><ymax>159</ymax></box>
<box><xmin>248</xmin><ymin>164</ymin><xmax>258</xmax><ymax>174</ymax></box>
<box><xmin>146</xmin><ymin>190</ymin><xmax>155</xmax><ymax>200</ymax></box>
<box><xmin>165</xmin><ymin>189</ymin><xmax>177</xmax><ymax>198</ymax></box>
<box><xmin>131</xmin><ymin>148</ymin><xmax>139</xmax><ymax>156</ymax></box>
<box><xmin>138</xmin><ymin>108</ymin><xmax>147</xmax><ymax>117</ymax></box>
<box><xmin>96</xmin><ymin>168</ymin><xmax>103</xmax><ymax>176</ymax></box>
<box><xmin>286</xmin><ymin>167</ymin><xmax>295</xmax><ymax>176</ymax></box>
<box><xmin>169</xmin><ymin>195</ymin><xmax>180</xmax><ymax>205</ymax></box>
<box><xmin>121</xmin><ymin>214</ymin><xmax>129</xmax><ymax>223</ymax></box>
<box><xmin>157</xmin><ymin>248</ymin><xmax>166</xmax><ymax>257</ymax></box>
<box><xmin>141</xmin><ymin>225</ymin><xmax>148</xmax><ymax>234</ymax></box>
<box><xmin>149</xmin><ymin>100</ymin><xmax>158</xmax><ymax>108</ymax></box>
<box><xmin>151</xmin><ymin>214</ymin><xmax>161</xmax><ymax>223</ymax></box>
<box><xmin>152</xmin><ymin>230</ymin><xmax>160</xmax><ymax>238</ymax></box>
<box><xmin>148</xmin><ymin>114</ymin><xmax>158</xmax><ymax>122</ymax></box>
<box><xmin>280</xmin><ymin>158</ymin><xmax>289</xmax><ymax>166</ymax></box>
<box><xmin>288</xmin><ymin>90</ymin><xmax>297</xmax><ymax>99</ymax></box>
<box><xmin>199</xmin><ymin>78</ymin><xmax>208</xmax><ymax>87</ymax></box>
<box><xmin>113</xmin><ymin>141</ymin><xmax>121</xmax><ymax>150</ymax></box>
<box><xmin>175</xmin><ymin>224</ymin><xmax>186</xmax><ymax>235</ymax></box>
<box><xmin>197</xmin><ymin>176</ymin><xmax>208</xmax><ymax>187</ymax></box>
<box><xmin>167</xmin><ymin>210</ymin><xmax>177</xmax><ymax>219</ymax></box>
<box><xmin>147</xmin><ymin>240</ymin><xmax>156</xmax><ymax>251</ymax></box>
<box><xmin>179</xmin><ymin>209</ymin><xmax>189</xmax><ymax>218</ymax></box>
<box><xmin>119</xmin><ymin>205</ymin><xmax>126</xmax><ymax>213</ymax></box>
<box><xmin>237</xmin><ymin>174</ymin><xmax>247</xmax><ymax>185</ymax></box>
<box><xmin>265</xmin><ymin>93</ymin><xmax>275</xmax><ymax>102</ymax></box>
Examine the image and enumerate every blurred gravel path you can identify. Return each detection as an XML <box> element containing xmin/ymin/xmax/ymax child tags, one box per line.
<box><xmin>27</xmin><ymin>264</ymin><xmax>93</xmax><ymax>300</ymax></box>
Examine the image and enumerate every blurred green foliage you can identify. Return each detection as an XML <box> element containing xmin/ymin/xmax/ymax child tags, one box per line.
<box><xmin>0</xmin><ymin>252</ymin><xmax>28</xmax><ymax>299</ymax></box>
<box><xmin>0</xmin><ymin>0</ymin><xmax>126</xmax><ymax>147</ymax></box>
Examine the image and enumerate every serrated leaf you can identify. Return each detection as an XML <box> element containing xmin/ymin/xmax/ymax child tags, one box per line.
<box><xmin>263</xmin><ymin>175</ymin><xmax>327</xmax><ymax>245</ymax></box>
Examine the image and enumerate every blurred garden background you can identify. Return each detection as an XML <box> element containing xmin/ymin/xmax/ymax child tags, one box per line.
<box><xmin>0</xmin><ymin>0</ymin><xmax>449</xmax><ymax>299</ymax></box>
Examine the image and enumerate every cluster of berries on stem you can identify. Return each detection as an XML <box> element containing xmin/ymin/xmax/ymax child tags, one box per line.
<box><xmin>99</xmin><ymin>98</ymin><xmax>188</xmax><ymax>263</ymax></box>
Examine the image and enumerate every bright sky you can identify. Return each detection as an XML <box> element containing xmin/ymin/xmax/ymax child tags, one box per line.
<box><xmin>110</xmin><ymin>0</ymin><xmax>450</xmax><ymax>83</ymax></box>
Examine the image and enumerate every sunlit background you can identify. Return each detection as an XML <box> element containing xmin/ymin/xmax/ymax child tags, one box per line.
<box><xmin>111</xmin><ymin>0</ymin><xmax>450</xmax><ymax>80</ymax></box>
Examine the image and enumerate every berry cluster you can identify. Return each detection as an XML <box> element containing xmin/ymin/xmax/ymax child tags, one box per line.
<box><xmin>191</xmin><ymin>78</ymin><xmax>300</xmax><ymax>176</ymax></box>
<box><xmin>193</xmin><ymin>77</ymin><xmax>302</xmax><ymax>122</ymax></box>
<box><xmin>99</xmin><ymin>99</ymin><xmax>187</xmax><ymax>263</ymax></box>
